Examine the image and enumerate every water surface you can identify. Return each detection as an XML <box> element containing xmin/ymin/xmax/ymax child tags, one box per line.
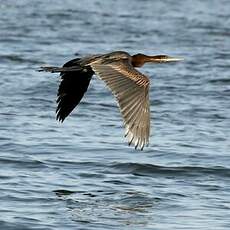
<box><xmin>0</xmin><ymin>0</ymin><xmax>230</xmax><ymax>229</ymax></box>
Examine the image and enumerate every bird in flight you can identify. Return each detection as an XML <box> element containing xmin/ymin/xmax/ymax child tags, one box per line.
<box><xmin>39</xmin><ymin>51</ymin><xmax>182</xmax><ymax>150</ymax></box>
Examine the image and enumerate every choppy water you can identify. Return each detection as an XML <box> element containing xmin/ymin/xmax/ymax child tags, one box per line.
<box><xmin>0</xmin><ymin>0</ymin><xmax>230</xmax><ymax>229</ymax></box>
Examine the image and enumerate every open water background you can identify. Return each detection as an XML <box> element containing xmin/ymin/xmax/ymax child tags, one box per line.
<box><xmin>0</xmin><ymin>0</ymin><xmax>230</xmax><ymax>229</ymax></box>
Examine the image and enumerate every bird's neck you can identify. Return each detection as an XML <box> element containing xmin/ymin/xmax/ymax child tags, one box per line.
<box><xmin>131</xmin><ymin>54</ymin><xmax>146</xmax><ymax>67</ymax></box>
<box><xmin>131</xmin><ymin>54</ymin><xmax>161</xmax><ymax>67</ymax></box>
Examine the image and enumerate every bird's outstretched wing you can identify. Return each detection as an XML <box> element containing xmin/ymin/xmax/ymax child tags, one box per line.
<box><xmin>56</xmin><ymin>58</ymin><xmax>93</xmax><ymax>122</ymax></box>
<box><xmin>90</xmin><ymin>58</ymin><xmax>150</xmax><ymax>150</ymax></box>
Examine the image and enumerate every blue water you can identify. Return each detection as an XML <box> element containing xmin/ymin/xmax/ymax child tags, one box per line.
<box><xmin>0</xmin><ymin>0</ymin><xmax>230</xmax><ymax>229</ymax></box>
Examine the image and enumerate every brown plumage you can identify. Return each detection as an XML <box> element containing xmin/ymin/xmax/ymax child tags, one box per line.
<box><xmin>39</xmin><ymin>51</ymin><xmax>182</xmax><ymax>150</ymax></box>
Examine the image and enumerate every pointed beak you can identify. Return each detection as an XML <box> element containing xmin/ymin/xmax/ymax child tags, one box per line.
<box><xmin>148</xmin><ymin>55</ymin><xmax>184</xmax><ymax>63</ymax></box>
<box><xmin>163</xmin><ymin>56</ymin><xmax>184</xmax><ymax>62</ymax></box>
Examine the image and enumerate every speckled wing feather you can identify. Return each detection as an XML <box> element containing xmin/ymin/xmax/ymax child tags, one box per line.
<box><xmin>90</xmin><ymin>59</ymin><xmax>150</xmax><ymax>150</ymax></box>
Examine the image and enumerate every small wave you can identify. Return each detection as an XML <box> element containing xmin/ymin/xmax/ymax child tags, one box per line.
<box><xmin>110</xmin><ymin>162</ymin><xmax>230</xmax><ymax>178</ymax></box>
<box><xmin>0</xmin><ymin>54</ymin><xmax>42</xmax><ymax>64</ymax></box>
<box><xmin>0</xmin><ymin>156</ymin><xmax>47</xmax><ymax>169</ymax></box>
<box><xmin>209</xmin><ymin>78</ymin><xmax>230</xmax><ymax>84</ymax></box>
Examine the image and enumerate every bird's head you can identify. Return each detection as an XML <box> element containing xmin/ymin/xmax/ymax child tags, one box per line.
<box><xmin>132</xmin><ymin>53</ymin><xmax>183</xmax><ymax>67</ymax></box>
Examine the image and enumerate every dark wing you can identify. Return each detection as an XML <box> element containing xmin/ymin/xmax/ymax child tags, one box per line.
<box><xmin>56</xmin><ymin>58</ymin><xmax>93</xmax><ymax>122</ymax></box>
<box><xmin>90</xmin><ymin>58</ymin><xmax>150</xmax><ymax>150</ymax></box>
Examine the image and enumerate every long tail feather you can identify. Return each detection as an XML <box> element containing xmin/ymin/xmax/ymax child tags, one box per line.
<box><xmin>38</xmin><ymin>66</ymin><xmax>81</xmax><ymax>73</ymax></box>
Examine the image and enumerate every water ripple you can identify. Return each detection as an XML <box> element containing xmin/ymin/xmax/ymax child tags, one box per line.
<box><xmin>1</xmin><ymin>0</ymin><xmax>230</xmax><ymax>229</ymax></box>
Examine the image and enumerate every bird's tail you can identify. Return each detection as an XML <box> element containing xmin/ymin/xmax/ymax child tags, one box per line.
<box><xmin>38</xmin><ymin>66</ymin><xmax>82</xmax><ymax>73</ymax></box>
